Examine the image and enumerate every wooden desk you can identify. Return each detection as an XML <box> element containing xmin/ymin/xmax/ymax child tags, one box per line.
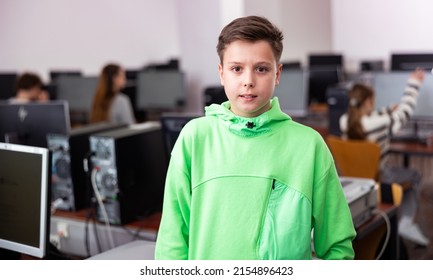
<box><xmin>389</xmin><ymin>137</ymin><xmax>433</xmax><ymax>167</ymax></box>
<box><xmin>353</xmin><ymin>203</ymin><xmax>400</xmax><ymax>260</ymax></box>
<box><xmin>53</xmin><ymin>205</ymin><xmax>400</xmax><ymax>260</ymax></box>
<box><xmin>53</xmin><ymin>209</ymin><xmax>161</xmax><ymax>231</ymax></box>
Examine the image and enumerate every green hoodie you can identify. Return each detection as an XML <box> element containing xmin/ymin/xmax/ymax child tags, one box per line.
<box><xmin>155</xmin><ymin>97</ymin><xmax>356</xmax><ymax>260</ymax></box>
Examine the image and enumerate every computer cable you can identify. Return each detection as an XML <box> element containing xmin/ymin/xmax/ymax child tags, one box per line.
<box><xmin>120</xmin><ymin>225</ymin><xmax>146</xmax><ymax>241</ymax></box>
<box><xmin>91</xmin><ymin>167</ymin><xmax>116</xmax><ymax>249</ymax></box>
<box><xmin>83</xmin><ymin>153</ymin><xmax>102</xmax><ymax>256</ymax></box>
<box><xmin>84</xmin><ymin>208</ymin><xmax>92</xmax><ymax>257</ymax></box>
<box><xmin>83</xmin><ymin>206</ymin><xmax>103</xmax><ymax>257</ymax></box>
<box><xmin>373</xmin><ymin>209</ymin><xmax>392</xmax><ymax>260</ymax></box>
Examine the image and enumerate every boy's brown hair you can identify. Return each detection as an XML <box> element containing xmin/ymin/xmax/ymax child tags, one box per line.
<box><xmin>217</xmin><ymin>15</ymin><xmax>284</xmax><ymax>64</ymax></box>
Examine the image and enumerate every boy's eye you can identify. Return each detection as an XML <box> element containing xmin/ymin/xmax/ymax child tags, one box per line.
<box><xmin>256</xmin><ymin>66</ymin><xmax>269</xmax><ymax>73</ymax></box>
<box><xmin>231</xmin><ymin>66</ymin><xmax>242</xmax><ymax>72</ymax></box>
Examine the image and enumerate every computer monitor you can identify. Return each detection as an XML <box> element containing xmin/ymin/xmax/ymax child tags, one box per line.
<box><xmin>372</xmin><ymin>71</ymin><xmax>433</xmax><ymax>118</ymax></box>
<box><xmin>55</xmin><ymin>75</ymin><xmax>98</xmax><ymax>112</ymax></box>
<box><xmin>0</xmin><ymin>73</ymin><xmax>18</xmax><ymax>100</ymax></box>
<box><xmin>0</xmin><ymin>101</ymin><xmax>71</xmax><ymax>148</ymax></box>
<box><xmin>308</xmin><ymin>67</ymin><xmax>343</xmax><ymax>104</ymax></box>
<box><xmin>360</xmin><ymin>60</ymin><xmax>384</xmax><ymax>72</ymax></box>
<box><xmin>136</xmin><ymin>71</ymin><xmax>185</xmax><ymax>109</ymax></box>
<box><xmin>274</xmin><ymin>69</ymin><xmax>309</xmax><ymax>117</ymax></box>
<box><xmin>203</xmin><ymin>86</ymin><xmax>227</xmax><ymax>107</ymax></box>
<box><xmin>308</xmin><ymin>54</ymin><xmax>343</xmax><ymax>68</ymax></box>
<box><xmin>160</xmin><ymin>113</ymin><xmax>202</xmax><ymax>158</ymax></box>
<box><xmin>143</xmin><ymin>59</ymin><xmax>179</xmax><ymax>71</ymax></box>
<box><xmin>125</xmin><ymin>69</ymin><xmax>139</xmax><ymax>81</ymax></box>
<box><xmin>0</xmin><ymin>142</ymin><xmax>50</xmax><ymax>259</ymax></box>
<box><xmin>49</xmin><ymin>70</ymin><xmax>82</xmax><ymax>82</ymax></box>
<box><xmin>282</xmin><ymin>61</ymin><xmax>302</xmax><ymax>69</ymax></box>
<box><xmin>390</xmin><ymin>53</ymin><xmax>433</xmax><ymax>71</ymax></box>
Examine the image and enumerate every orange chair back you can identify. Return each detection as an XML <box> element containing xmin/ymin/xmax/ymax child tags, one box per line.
<box><xmin>326</xmin><ymin>135</ymin><xmax>381</xmax><ymax>180</ymax></box>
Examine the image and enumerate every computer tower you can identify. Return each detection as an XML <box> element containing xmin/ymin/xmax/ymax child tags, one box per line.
<box><xmin>326</xmin><ymin>86</ymin><xmax>349</xmax><ymax>136</ymax></box>
<box><xmin>47</xmin><ymin>122</ymin><xmax>127</xmax><ymax>211</ymax></box>
<box><xmin>89</xmin><ymin>122</ymin><xmax>168</xmax><ymax>225</ymax></box>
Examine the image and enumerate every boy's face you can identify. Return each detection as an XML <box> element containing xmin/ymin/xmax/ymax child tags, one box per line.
<box><xmin>218</xmin><ymin>40</ymin><xmax>282</xmax><ymax>118</ymax></box>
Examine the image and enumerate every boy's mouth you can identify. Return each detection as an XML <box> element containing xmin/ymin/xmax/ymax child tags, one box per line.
<box><xmin>239</xmin><ymin>94</ymin><xmax>257</xmax><ymax>100</ymax></box>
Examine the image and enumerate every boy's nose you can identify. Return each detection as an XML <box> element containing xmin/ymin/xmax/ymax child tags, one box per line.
<box><xmin>243</xmin><ymin>71</ymin><xmax>255</xmax><ymax>88</ymax></box>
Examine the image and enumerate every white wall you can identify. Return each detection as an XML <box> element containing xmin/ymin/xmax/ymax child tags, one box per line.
<box><xmin>243</xmin><ymin>0</ymin><xmax>333</xmax><ymax>66</ymax></box>
<box><xmin>0</xmin><ymin>0</ymin><xmax>180</xmax><ymax>82</ymax></box>
<box><xmin>0</xmin><ymin>0</ymin><xmax>333</xmax><ymax>111</ymax></box>
<box><xmin>176</xmin><ymin>0</ymin><xmax>223</xmax><ymax>112</ymax></box>
<box><xmin>332</xmin><ymin>0</ymin><xmax>433</xmax><ymax>72</ymax></box>
<box><xmin>3</xmin><ymin>1</ymin><xmax>433</xmax><ymax>125</ymax></box>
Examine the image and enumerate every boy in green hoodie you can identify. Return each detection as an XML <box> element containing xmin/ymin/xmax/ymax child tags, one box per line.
<box><xmin>155</xmin><ymin>15</ymin><xmax>356</xmax><ymax>260</ymax></box>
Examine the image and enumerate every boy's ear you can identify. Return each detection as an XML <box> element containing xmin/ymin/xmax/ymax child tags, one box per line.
<box><xmin>218</xmin><ymin>64</ymin><xmax>224</xmax><ymax>86</ymax></box>
<box><xmin>275</xmin><ymin>63</ymin><xmax>283</xmax><ymax>86</ymax></box>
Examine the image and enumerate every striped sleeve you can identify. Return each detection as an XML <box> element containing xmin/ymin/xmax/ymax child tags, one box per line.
<box><xmin>388</xmin><ymin>77</ymin><xmax>421</xmax><ymax>135</ymax></box>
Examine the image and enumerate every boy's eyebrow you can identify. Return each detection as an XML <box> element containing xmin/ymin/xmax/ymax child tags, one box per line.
<box><xmin>225</xmin><ymin>61</ymin><xmax>274</xmax><ymax>66</ymax></box>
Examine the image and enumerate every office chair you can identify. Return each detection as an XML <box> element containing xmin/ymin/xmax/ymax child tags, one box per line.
<box><xmin>326</xmin><ymin>135</ymin><xmax>381</xmax><ymax>180</ymax></box>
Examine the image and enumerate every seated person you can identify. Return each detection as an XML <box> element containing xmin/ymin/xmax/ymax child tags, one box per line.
<box><xmin>339</xmin><ymin>69</ymin><xmax>426</xmax><ymax>252</ymax></box>
<box><xmin>10</xmin><ymin>72</ymin><xmax>49</xmax><ymax>103</ymax></box>
<box><xmin>89</xmin><ymin>63</ymin><xmax>135</xmax><ymax>125</ymax></box>
<box><xmin>340</xmin><ymin>70</ymin><xmax>424</xmax><ymax>160</ymax></box>
<box><xmin>339</xmin><ymin>69</ymin><xmax>424</xmax><ymax>186</ymax></box>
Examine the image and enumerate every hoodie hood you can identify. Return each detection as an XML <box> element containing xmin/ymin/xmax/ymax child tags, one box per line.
<box><xmin>204</xmin><ymin>97</ymin><xmax>291</xmax><ymax>137</ymax></box>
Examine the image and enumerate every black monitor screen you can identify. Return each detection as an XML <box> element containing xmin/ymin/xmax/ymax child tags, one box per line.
<box><xmin>0</xmin><ymin>142</ymin><xmax>50</xmax><ymax>258</ymax></box>
<box><xmin>0</xmin><ymin>73</ymin><xmax>18</xmax><ymax>100</ymax></box>
<box><xmin>0</xmin><ymin>101</ymin><xmax>71</xmax><ymax>148</ymax></box>
<box><xmin>391</xmin><ymin>53</ymin><xmax>433</xmax><ymax>71</ymax></box>
<box><xmin>203</xmin><ymin>86</ymin><xmax>227</xmax><ymax>107</ymax></box>
<box><xmin>125</xmin><ymin>69</ymin><xmax>139</xmax><ymax>81</ymax></box>
<box><xmin>308</xmin><ymin>67</ymin><xmax>342</xmax><ymax>104</ymax></box>
<box><xmin>308</xmin><ymin>54</ymin><xmax>343</xmax><ymax>68</ymax></box>
<box><xmin>360</xmin><ymin>60</ymin><xmax>384</xmax><ymax>72</ymax></box>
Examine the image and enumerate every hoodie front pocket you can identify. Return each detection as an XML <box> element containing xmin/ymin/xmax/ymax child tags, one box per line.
<box><xmin>258</xmin><ymin>180</ymin><xmax>312</xmax><ymax>260</ymax></box>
